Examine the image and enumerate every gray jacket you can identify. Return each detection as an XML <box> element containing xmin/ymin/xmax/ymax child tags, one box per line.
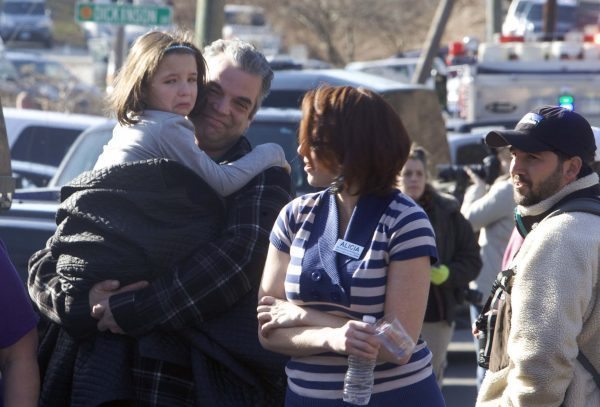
<box><xmin>461</xmin><ymin>175</ymin><xmax>514</xmax><ymax>300</ymax></box>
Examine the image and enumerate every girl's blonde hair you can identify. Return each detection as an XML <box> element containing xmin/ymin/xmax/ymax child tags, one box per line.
<box><xmin>108</xmin><ymin>30</ymin><xmax>206</xmax><ymax>126</ymax></box>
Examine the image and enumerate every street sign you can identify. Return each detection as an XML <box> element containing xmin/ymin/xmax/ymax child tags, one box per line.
<box><xmin>75</xmin><ymin>2</ymin><xmax>173</xmax><ymax>26</ymax></box>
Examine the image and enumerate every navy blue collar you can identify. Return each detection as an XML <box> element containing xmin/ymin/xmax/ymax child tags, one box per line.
<box><xmin>300</xmin><ymin>191</ymin><xmax>394</xmax><ymax>304</ymax></box>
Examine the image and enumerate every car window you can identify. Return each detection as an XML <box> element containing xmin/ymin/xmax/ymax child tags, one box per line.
<box><xmin>10</xmin><ymin>126</ymin><xmax>82</xmax><ymax>166</ymax></box>
<box><xmin>515</xmin><ymin>1</ymin><xmax>529</xmax><ymax>15</ymax></box>
<box><xmin>245</xmin><ymin>120</ymin><xmax>315</xmax><ymax>195</ymax></box>
<box><xmin>51</xmin><ymin>118</ymin><xmax>316</xmax><ymax>195</ymax></box>
<box><xmin>361</xmin><ymin>65</ymin><xmax>412</xmax><ymax>83</ymax></box>
<box><xmin>262</xmin><ymin>90</ymin><xmax>306</xmax><ymax>109</ymax></box>
<box><xmin>52</xmin><ymin>128</ymin><xmax>112</xmax><ymax>187</ymax></box>
<box><xmin>526</xmin><ymin>4</ymin><xmax>575</xmax><ymax>22</ymax></box>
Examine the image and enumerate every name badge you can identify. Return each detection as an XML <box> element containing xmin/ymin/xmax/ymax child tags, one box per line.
<box><xmin>333</xmin><ymin>239</ymin><xmax>364</xmax><ymax>259</ymax></box>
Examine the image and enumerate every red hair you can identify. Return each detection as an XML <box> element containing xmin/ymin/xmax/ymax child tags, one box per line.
<box><xmin>298</xmin><ymin>85</ymin><xmax>411</xmax><ymax>196</ymax></box>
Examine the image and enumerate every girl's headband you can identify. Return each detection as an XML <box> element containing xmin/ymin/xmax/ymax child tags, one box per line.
<box><xmin>165</xmin><ymin>43</ymin><xmax>196</xmax><ymax>53</ymax></box>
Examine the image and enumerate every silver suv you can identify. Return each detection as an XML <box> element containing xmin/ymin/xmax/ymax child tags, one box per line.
<box><xmin>0</xmin><ymin>0</ymin><xmax>53</xmax><ymax>48</ymax></box>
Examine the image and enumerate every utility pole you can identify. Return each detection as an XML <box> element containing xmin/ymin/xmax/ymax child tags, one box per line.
<box><xmin>543</xmin><ymin>0</ymin><xmax>558</xmax><ymax>40</ymax></box>
<box><xmin>485</xmin><ymin>0</ymin><xmax>503</xmax><ymax>41</ymax></box>
<box><xmin>195</xmin><ymin>0</ymin><xmax>225</xmax><ymax>47</ymax></box>
<box><xmin>412</xmin><ymin>0</ymin><xmax>454</xmax><ymax>85</ymax></box>
<box><xmin>111</xmin><ymin>0</ymin><xmax>130</xmax><ymax>81</ymax></box>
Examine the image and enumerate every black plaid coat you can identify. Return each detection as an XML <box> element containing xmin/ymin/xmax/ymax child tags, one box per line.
<box><xmin>29</xmin><ymin>138</ymin><xmax>293</xmax><ymax>406</ymax></box>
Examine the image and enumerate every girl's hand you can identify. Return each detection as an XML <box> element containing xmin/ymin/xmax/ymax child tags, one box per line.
<box><xmin>257</xmin><ymin>296</ymin><xmax>307</xmax><ymax>336</ymax></box>
<box><xmin>89</xmin><ymin>280</ymin><xmax>149</xmax><ymax>310</ymax></box>
<box><xmin>330</xmin><ymin>319</ymin><xmax>380</xmax><ymax>360</ymax></box>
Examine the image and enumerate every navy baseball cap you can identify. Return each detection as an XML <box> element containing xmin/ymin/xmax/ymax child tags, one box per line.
<box><xmin>485</xmin><ymin>106</ymin><xmax>596</xmax><ymax>162</ymax></box>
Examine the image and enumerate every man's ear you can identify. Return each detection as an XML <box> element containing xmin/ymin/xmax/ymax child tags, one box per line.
<box><xmin>245</xmin><ymin>108</ymin><xmax>256</xmax><ymax>130</ymax></box>
<box><xmin>244</xmin><ymin>118</ymin><xmax>253</xmax><ymax>132</ymax></box>
<box><xmin>564</xmin><ymin>156</ymin><xmax>583</xmax><ymax>182</ymax></box>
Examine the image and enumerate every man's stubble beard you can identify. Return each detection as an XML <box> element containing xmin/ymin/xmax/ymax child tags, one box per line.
<box><xmin>513</xmin><ymin>163</ymin><xmax>563</xmax><ymax>207</ymax></box>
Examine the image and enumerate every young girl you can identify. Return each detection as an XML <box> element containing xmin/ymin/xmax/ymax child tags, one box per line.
<box><xmin>94</xmin><ymin>29</ymin><xmax>288</xmax><ymax>195</ymax></box>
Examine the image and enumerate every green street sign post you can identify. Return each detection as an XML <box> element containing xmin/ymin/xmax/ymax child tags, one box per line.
<box><xmin>75</xmin><ymin>2</ymin><xmax>173</xmax><ymax>26</ymax></box>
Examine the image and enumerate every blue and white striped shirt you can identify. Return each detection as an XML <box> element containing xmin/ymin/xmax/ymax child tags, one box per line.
<box><xmin>270</xmin><ymin>189</ymin><xmax>438</xmax><ymax>400</ymax></box>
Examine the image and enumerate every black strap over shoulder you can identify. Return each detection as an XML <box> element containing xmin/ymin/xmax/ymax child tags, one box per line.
<box><xmin>479</xmin><ymin>268</ymin><xmax>515</xmax><ymax>319</ymax></box>
<box><xmin>546</xmin><ymin>196</ymin><xmax>600</xmax><ymax>219</ymax></box>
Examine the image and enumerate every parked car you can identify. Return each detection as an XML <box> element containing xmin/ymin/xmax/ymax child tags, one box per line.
<box><xmin>5</xmin><ymin>107</ymin><xmax>313</xmax><ymax>280</ymax></box>
<box><xmin>267</xmin><ymin>54</ymin><xmax>331</xmax><ymax>71</ymax></box>
<box><xmin>11</xmin><ymin>159</ymin><xmax>55</xmax><ymax>189</ymax></box>
<box><xmin>0</xmin><ymin>0</ymin><xmax>53</xmax><ymax>48</ymax></box>
<box><xmin>14</xmin><ymin>107</ymin><xmax>315</xmax><ymax>202</ymax></box>
<box><xmin>262</xmin><ymin>69</ymin><xmax>419</xmax><ymax>109</ymax></box>
<box><xmin>261</xmin><ymin>69</ymin><xmax>450</xmax><ymax>170</ymax></box>
<box><xmin>5</xmin><ymin>108</ymin><xmax>109</xmax><ymax>187</ymax></box>
<box><xmin>345</xmin><ymin>56</ymin><xmax>447</xmax><ymax>88</ymax></box>
<box><xmin>4</xmin><ymin>51</ymin><xmax>104</xmax><ymax>114</ymax></box>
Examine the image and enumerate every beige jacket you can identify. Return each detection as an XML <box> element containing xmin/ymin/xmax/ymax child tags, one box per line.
<box><xmin>477</xmin><ymin>174</ymin><xmax>600</xmax><ymax>407</ymax></box>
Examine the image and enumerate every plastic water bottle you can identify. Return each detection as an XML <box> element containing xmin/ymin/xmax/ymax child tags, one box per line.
<box><xmin>342</xmin><ymin>315</ymin><xmax>377</xmax><ymax>405</ymax></box>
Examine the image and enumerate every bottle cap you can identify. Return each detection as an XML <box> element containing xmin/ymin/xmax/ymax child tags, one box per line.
<box><xmin>362</xmin><ymin>315</ymin><xmax>376</xmax><ymax>324</ymax></box>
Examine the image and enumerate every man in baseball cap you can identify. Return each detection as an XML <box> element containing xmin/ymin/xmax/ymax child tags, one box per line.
<box><xmin>487</xmin><ymin>105</ymin><xmax>596</xmax><ymax>166</ymax></box>
<box><xmin>475</xmin><ymin>106</ymin><xmax>600</xmax><ymax>406</ymax></box>
<box><xmin>486</xmin><ymin>105</ymin><xmax>597</xmax><ymax>206</ymax></box>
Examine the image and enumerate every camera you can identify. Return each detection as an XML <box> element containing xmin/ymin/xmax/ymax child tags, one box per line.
<box><xmin>437</xmin><ymin>153</ymin><xmax>501</xmax><ymax>186</ymax></box>
<box><xmin>464</xmin><ymin>288</ymin><xmax>483</xmax><ymax>305</ymax></box>
<box><xmin>475</xmin><ymin>311</ymin><xmax>497</xmax><ymax>369</ymax></box>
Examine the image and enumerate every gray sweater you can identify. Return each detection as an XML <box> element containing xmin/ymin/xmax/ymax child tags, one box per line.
<box><xmin>95</xmin><ymin>110</ymin><xmax>286</xmax><ymax>196</ymax></box>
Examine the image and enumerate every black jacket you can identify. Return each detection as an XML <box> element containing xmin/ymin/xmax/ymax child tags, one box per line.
<box><xmin>418</xmin><ymin>185</ymin><xmax>482</xmax><ymax>324</ymax></box>
<box><xmin>49</xmin><ymin>158</ymin><xmax>224</xmax><ymax>337</ymax></box>
<box><xmin>33</xmin><ymin>157</ymin><xmax>289</xmax><ymax>406</ymax></box>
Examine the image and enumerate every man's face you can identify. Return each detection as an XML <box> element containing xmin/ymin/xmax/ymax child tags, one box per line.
<box><xmin>192</xmin><ymin>55</ymin><xmax>262</xmax><ymax>158</ymax></box>
<box><xmin>510</xmin><ymin>149</ymin><xmax>569</xmax><ymax>206</ymax></box>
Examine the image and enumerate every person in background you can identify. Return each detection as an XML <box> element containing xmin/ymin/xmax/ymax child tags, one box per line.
<box><xmin>0</xmin><ymin>239</ymin><xmax>39</xmax><ymax>407</ymax></box>
<box><xmin>28</xmin><ymin>38</ymin><xmax>292</xmax><ymax>406</ymax></box>
<box><xmin>476</xmin><ymin>106</ymin><xmax>600</xmax><ymax>406</ymax></box>
<box><xmin>398</xmin><ymin>145</ymin><xmax>481</xmax><ymax>388</ymax></box>
<box><xmin>460</xmin><ymin>146</ymin><xmax>514</xmax><ymax>388</ymax></box>
<box><xmin>257</xmin><ymin>85</ymin><xmax>445</xmax><ymax>406</ymax></box>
